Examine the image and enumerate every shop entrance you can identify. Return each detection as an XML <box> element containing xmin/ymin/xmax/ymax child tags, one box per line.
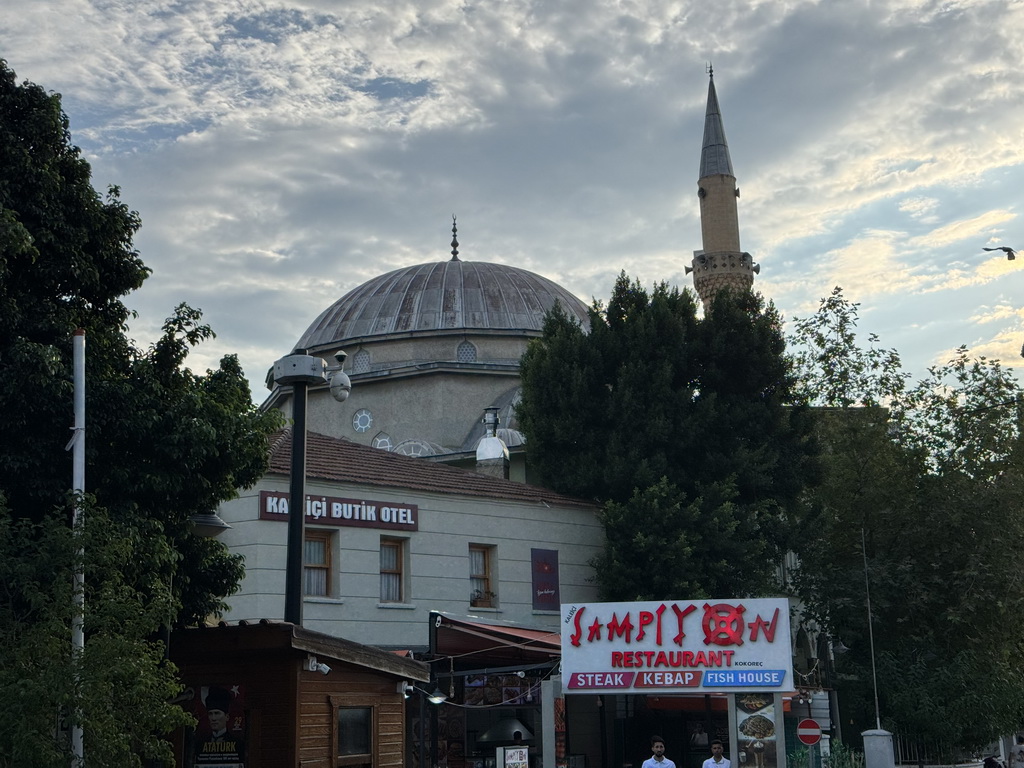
<box><xmin>617</xmin><ymin>696</ymin><xmax>731</xmax><ymax>768</ymax></box>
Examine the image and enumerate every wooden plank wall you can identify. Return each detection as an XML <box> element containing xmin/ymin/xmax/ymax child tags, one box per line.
<box><xmin>300</xmin><ymin>664</ymin><xmax>407</xmax><ymax>768</ymax></box>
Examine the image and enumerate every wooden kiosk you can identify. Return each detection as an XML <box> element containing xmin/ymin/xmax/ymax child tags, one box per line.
<box><xmin>169</xmin><ymin>620</ymin><xmax>430</xmax><ymax>768</ymax></box>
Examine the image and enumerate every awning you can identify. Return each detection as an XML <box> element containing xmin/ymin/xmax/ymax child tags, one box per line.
<box><xmin>429</xmin><ymin>611</ymin><xmax>561</xmax><ymax>667</ymax></box>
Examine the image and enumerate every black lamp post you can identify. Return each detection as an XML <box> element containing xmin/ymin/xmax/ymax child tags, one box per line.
<box><xmin>272</xmin><ymin>349</ymin><xmax>350</xmax><ymax>626</ymax></box>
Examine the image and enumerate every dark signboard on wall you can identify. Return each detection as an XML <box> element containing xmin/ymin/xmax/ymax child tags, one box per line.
<box><xmin>531</xmin><ymin>549</ymin><xmax>560</xmax><ymax>610</ymax></box>
<box><xmin>259</xmin><ymin>490</ymin><xmax>418</xmax><ymax>531</ymax></box>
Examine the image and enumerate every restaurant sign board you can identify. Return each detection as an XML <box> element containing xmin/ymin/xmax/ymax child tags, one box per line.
<box><xmin>560</xmin><ymin>599</ymin><xmax>792</xmax><ymax>694</ymax></box>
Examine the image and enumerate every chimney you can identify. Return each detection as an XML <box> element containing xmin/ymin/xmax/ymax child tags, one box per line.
<box><xmin>475</xmin><ymin>407</ymin><xmax>509</xmax><ymax>479</ymax></box>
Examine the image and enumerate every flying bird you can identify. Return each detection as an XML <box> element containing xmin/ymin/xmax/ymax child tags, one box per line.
<box><xmin>983</xmin><ymin>246</ymin><xmax>1016</xmax><ymax>260</ymax></box>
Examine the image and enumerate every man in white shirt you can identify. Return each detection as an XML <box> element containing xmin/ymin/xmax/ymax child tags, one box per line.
<box><xmin>702</xmin><ymin>740</ymin><xmax>731</xmax><ymax>768</ymax></box>
<box><xmin>641</xmin><ymin>736</ymin><xmax>676</xmax><ymax>768</ymax></box>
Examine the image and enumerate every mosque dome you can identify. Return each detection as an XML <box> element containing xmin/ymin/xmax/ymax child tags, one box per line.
<box><xmin>295</xmin><ymin>258</ymin><xmax>590</xmax><ymax>351</ymax></box>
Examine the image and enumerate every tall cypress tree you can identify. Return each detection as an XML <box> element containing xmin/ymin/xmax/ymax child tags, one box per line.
<box><xmin>518</xmin><ymin>275</ymin><xmax>818</xmax><ymax>599</ymax></box>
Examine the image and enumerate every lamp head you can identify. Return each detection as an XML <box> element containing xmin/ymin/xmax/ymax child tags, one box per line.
<box><xmin>427</xmin><ymin>687</ymin><xmax>448</xmax><ymax>705</ymax></box>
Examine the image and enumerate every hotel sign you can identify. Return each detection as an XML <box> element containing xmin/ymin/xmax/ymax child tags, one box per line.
<box><xmin>561</xmin><ymin>598</ymin><xmax>792</xmax><ymax>694</ymax></box>
<box><xmin>259</xmin><ymin>490</ymin><xmax>418</xmax><ymax>531</ymax></box>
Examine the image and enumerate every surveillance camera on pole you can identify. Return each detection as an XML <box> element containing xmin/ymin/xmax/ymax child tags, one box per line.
<box><xmin>329</xmin><ymin>350</ymin><xmax>351</xmax><ymax>403</ymax></box>
<box><xmin>274</xmin><ymin>350</ymin><xmax>326</xmax><ymax>626</ymax></box>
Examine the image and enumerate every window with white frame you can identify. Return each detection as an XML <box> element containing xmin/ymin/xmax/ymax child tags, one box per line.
<box><xmin>469</xmin><ymin>544</ymin><xmax>495</xmax><ymax>607</ymax></box>
<box><xmin>372</xmin><ymin>431</ymin><xmax>393</xmax><ymax>451</ymax></box>
<box><xmin>379</xmin><ymin>538</ymin><xmax>405</xmax><ymax>602</ymax></box>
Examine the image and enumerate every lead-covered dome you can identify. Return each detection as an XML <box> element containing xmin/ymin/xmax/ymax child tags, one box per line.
<box><xmin>296</xmin><ymin>259</ymin><xmax>590</xmax><ymax>350</ymax></box>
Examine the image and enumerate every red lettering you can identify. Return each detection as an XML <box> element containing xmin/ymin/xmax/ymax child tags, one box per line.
<box><xmin>637</xmin><ymin>610</ymin><xmax>655</xmax><ymax>641</ymax></box>
<box><xmin>611</xmin><ymin>651</ymin><xmax>623</xmax><ymax>667</ymax></box>
<box><xmin>702</xmin><ymin>602</ymin><xmax>746</xmax><ymax>647</ymax></box>
<box><xmin>672</xmin><ymin>603</ymin><xmax>697</xmax><ymax>645</ymax></box>
<box><xmin>748</xmin><ymin>608</ymin><xmax>780</xmax><ymax>642</ymax></box>
<box><xmin>570</xmin><ymin>606</ymin><xmax>585</xmax><ymax>647</ymax></box>
<box><xmin>653</xmin><ymin>603</ymin><xmax>667</xmax><ymax>644</ymax></box>
<box><xmin>607</xmin><ymin>612</ymin><xmax>634</xmax><ymax>642</ymax></box>
<box><xmin>587</xmin><ymin>617</ymin><xmax>603</xmax><ymax>642</ymax></box>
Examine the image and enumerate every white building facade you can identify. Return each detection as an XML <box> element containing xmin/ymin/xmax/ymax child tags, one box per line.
<box><xmin>218</xmin><ymin>429</ymin><xmax>604</xmax><ymax>649</ymax></box>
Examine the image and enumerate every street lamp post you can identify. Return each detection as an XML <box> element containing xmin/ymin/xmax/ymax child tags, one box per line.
<box><xmin>272</xmin><ymin>349</ymin><xmax>350</xmax><ymax>626</ymax></box>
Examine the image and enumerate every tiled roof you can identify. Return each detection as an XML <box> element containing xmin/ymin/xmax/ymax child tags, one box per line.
<box><xmin>267</xmin><ymin>428</ymin><xmax>595</xmax><ymax>510</ymax></box>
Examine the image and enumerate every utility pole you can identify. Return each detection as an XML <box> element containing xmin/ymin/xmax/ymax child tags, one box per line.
<box><xmin>70</xmin><ymin>329</ymin><xmax>86</xmax><ymax>768</ymax></box>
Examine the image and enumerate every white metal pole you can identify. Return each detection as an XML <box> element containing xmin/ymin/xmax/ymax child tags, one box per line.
<box><xmin>862</xmin><ymin>527</ymin><xmax>882</xmax><ymax>731</ymax></box>
<box><xmin>71</xmin><ymin>328</ymin><xmax>85</xmax><ymax>767</ymax></box>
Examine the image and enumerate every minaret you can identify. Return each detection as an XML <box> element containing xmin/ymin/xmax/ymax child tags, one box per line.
<box><xmin>686</xmin><ymin>68</ymin><xmax>759</xmax><ymax>309</ymax></box>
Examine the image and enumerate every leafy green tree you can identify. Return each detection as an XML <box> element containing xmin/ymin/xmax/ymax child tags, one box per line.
<box><xmin>518</xmin><ymin>274</ymin><xmax>818</xmax><ymax>599</ymax></box>
<box><xmin>0</xmin><ymin>59</ymin><xmax>281</xmax><ymax>765</ymax></box>
<box><xmin>788</xmin><ymin>288</ymin><xmax>1024</xmax><ymax>753</ymax></box>
<box><xmin>0</xmin><ymin>500</ymin><xmax>193</xmax><ymax>767</ymax></box>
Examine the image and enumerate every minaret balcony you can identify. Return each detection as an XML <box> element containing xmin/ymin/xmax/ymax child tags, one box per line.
<box><xmin>685</xmin><ymin>250</ymin><xmax>760</xmax><ymax>278</ymax></box>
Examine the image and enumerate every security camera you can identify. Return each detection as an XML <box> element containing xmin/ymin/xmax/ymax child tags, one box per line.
<box><xmin>334</xmin><ymin>350</ymin><xmax>347</xmax><ymax>365</ymax></box>
<box><xmin>307</xmin><ymin>655</ymin><xmax>331</xmax><ymax>674</ymax></box>
<box><xmin>329</xmin><ymin>370</ymin><xmax>351</xmax><ymax>403</ymax></box>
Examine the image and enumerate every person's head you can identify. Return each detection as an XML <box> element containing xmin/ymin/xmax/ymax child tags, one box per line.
<box><xmin>711</xmin><ymin>740</ymin><xmax>724</xmax><ymax>757</ymax></box>
<box><xmin>651</xmin><ymin>736</ymin><xmax>666</xmax><ymax>757</ymax></box>
<box><xmin>207</xmin><ymin>706</ymin><xmax>228</xmax><ymax>732</ymax></box>
<box><xmin>204</xmin><ymin>687</ymin><xmax>232</xmax><ymax>732</ymax></box>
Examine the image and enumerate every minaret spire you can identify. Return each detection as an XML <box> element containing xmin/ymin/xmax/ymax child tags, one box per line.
<box><xmin>450</xmin><ymin>214</ymin><xmax>460</xmax><ymax>261</ymax></box>
<box><xmin>699</xmin><ymin>65</ymin><xmax>734</xmax><ymax>180</ymax></box>
<box><xmin>687</xmin><ymin>68</ymin><xmax>759</xmax><ymax>310</ymax></box>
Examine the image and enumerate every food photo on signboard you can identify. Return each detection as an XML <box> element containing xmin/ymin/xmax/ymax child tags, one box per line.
<box><xmin>735</xmin><ymin>694</ymin><xmax>776</xmax><ymax>768</ymax></box>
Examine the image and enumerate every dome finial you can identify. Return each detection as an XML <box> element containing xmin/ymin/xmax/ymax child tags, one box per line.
<box><xmin>451</xmin><ymin>214</ymin><xmax>460</xmax><ymax>261</ymax></box>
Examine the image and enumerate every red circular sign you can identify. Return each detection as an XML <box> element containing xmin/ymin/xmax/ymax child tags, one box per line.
<box><xmin>797</xmin><ymin>719</ymin><xmax>822</xmax><ymax>745</ymax></box>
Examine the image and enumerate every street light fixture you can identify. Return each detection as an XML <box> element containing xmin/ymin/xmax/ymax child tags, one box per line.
<box><xmin>427</xmin><ymin>688</ymin><xmax>448</xmax><ymax>705</ymax></box>
<box><xmin>189</xmin><ymin>512</ymin><xmax>232</xmax><ymax>538</ymax></box>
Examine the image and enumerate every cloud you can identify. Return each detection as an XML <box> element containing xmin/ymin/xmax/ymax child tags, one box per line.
<box><xmin>898</xmin><ymin>196</ymin><xmax>939</xmax><ymax>221</ymax></box>
<box><xmin>911</xmin><ymin>210</ymin><xmax>1017</xmax><ymax>251</ymax></box>
<box><xmin>3</xmin><ymin>0</ymin><xmax>1024</xmax><ymax>398</ymax></box>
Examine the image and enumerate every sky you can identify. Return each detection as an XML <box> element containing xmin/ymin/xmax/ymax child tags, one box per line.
<box><xmin>2</xmin><ymin>0</ymin><xmax>1023</xmax><ymax>403</ymax></box>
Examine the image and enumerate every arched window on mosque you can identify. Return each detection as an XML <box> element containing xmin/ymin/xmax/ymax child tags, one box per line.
<box><xmin>394</xmin><ymin>439</ymin><xmax>441</xmax><ymax>457</ymax></box>
<box><xmin>352</xmin><ymin>349</ymin><xmax>371</xmax><ymax>374</ymax></box>
<box><xmin>456</xmin><ymin>340</ymin><xmax>477</xmax><ymax>363</ymax></box>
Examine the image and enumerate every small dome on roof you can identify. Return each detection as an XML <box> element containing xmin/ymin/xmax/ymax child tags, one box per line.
<box><xmin>296</xmin><ymin>259</ymin><xmax>590</xmax><ymax>351</ymax></box>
